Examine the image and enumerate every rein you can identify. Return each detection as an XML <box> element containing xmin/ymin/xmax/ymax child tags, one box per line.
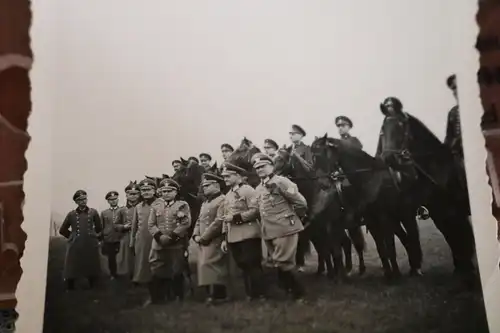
<box><xmin>380</xmin><ymin>117</ymin><xmax>441</xmax><ymax>186</ymax></box>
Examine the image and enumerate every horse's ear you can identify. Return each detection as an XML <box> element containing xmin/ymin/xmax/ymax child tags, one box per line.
<box><xmin>145</xmin><ymin>175</ymin><xmax>153</xmax><ymax>180</ymax></box>
<box><xmin>211</xmin><ymin>162</ymin><xmax>217</xmax><ymax>171</ymax></box>
<box><xmin>323</xmin><ymin>133</ymin><xmax>328</xmax><ymax>139</ymax></box>
<box><xmin>180</xmin><ymin>157</ymin><xmax>188</xmax><ymax>165</ymax></box>
<box><xmin>162</xmin><ymin>174</ymin><xmax>169</xmax><ymax>179</ymax></box>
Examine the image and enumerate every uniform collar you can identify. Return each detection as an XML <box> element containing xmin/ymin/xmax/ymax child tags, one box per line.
<box><xmin>341</xmin><ymin>133</ymin><xmax>351</xmax><ymax>139</ymax></box>
<box><xmin>166</xmin><ymin>200</ymin><xmax>176</xmax><ymax>207</ymax></box>
<box><xmin>76</xmin><ymin>206</ymin><xmax>89</xmax><ymax>213</ymax></box>
<box><xmin>109</xmin><ymin>205</ymin><xmax>119</xmax><ymax>211</ymax></box>
<box><xmin>231</xmin><ymin>183</ymin><xmax>242</xmax><ymax>192</ymax></box>
<box><xmin>206</xmin><ymin>192</ymin><xmax>222</xmax><ymax>202</ymax></box>
<box><xmin>126</xmin><ymin>201</ymin><xmax>139</xmax><ymax>208</ymax></box>
<box><xmin>262</xmin><ymin>173</ymin><xmax>275</xmax><ymax>185</ymax></box>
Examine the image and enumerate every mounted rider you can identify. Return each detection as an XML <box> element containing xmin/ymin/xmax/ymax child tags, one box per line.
<box><xmin>376</xmin><ymin>96</ymin><xmax>429</xmax><ymax>219</ymax></box>
<box><xmin>444</xmin><ymin>74</ymin><xmax>468</xmax><ymax>194</ymax></box>
<box><xmin>332</xmin><ymin>116</ymin><xmax>364</xmax><ymax>228</ymax></box>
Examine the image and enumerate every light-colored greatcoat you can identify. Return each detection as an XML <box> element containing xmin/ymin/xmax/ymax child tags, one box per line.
<box><xmin>130</xmin><ymin>199</ymin><xmax>158</xmax><ymax>283</ymax></box>
<box><xmin>193</xmin><ymin>193</ymin><xmax>229</xmax><ymax>286</ymax></box>
<box><xmin>114</xmin><ymin>204</ymin><xmax>135</xmax><ymax>276</ymax></box>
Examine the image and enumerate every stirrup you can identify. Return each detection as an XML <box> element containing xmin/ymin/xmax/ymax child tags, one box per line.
<box><xmin>416</xmin><ymin>206</ymin><xmax>430</xmax><ymax>220</ymax></box>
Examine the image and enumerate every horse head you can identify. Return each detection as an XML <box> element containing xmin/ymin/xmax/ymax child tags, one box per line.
<box><xmin>273</xmin><ymin>148</ymin><xmax>292</xmax><ymax>176</ymax></box>
<box><xmin>225</xmin><ymin>137</ymin><xmax>262</xmax><ymax>188</ymax></box>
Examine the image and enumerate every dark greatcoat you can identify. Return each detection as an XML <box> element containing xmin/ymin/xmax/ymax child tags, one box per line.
<box><xmin>59</xmin><ymin>207</ymin><xmax>102</xmax><ymax>280</ymax></box>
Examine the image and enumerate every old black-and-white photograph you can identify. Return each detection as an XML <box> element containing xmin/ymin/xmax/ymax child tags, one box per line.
<box><xmin>43</xmin><ymin>1</ymin><xmax>489</xmax><ymax>332</ymax></box>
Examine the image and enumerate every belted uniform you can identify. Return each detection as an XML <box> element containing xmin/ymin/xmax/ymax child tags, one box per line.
<box><xmin>251</xmin><ymin>172</ymin><xmax>307</xmax><ymax>299</ymax></box>
<box><xmin>193</xmin><ymin>192</ymin><xmax>229</xmax><ymax>300</ymax></box>
<box><xmin>148</xmin><ymin>199</ymin><xmax>192</xmax><ymax>300</ymax></box>
<box><xmin>100</xmin><ymin>206</ymin><xmax>127</xmax><ymax>277</ymax></box>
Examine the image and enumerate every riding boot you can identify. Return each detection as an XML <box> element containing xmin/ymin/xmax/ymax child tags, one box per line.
<box><xmin>248</xmin><ymin>266</ymin><xmax>266</xmax><ymax>299</ymax></box>
<box><xmin>283</xmin><ymin>270</ymin><xmax>305</xmax><ymax>300</ymax></box>
<box><xmin>65</xmin><ymin>278</ymin><xmax>75</xmax><ymax>291</ymax></box>
<box><xmin>276</xmin><ymin>269</ymin><xmax>289</xmax><ymax>293</ymax></box>
<box><xmin>145</xmin><ymin>278</ymin><xmax>164</xmax><ymax>306</ymax></box>
<box><xmin>242</xmin><ymin>271</ymin><xmax>253</xmax><ymax>300</ymax></box>
<box><xmin>173</xmin><ymin>274</ymin><xmax>185</xmax><ymax>301</ymax></box>
<box><xmin>87</xmin><ymin>276</ymin><xmax>97</xmax><ymax>289</ymax></box>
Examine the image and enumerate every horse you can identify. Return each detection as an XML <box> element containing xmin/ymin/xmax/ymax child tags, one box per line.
<box><xmin>225</xmin><ymin>137</ymin><xmax>262</xmax><ymax>188</ymax></box>
<box><xmin>273</xmin><ymin>148</ymin><xmax>367</xmax><ymax>277</ymax></box>
<box><xmin>170</xmin><ymin>158</ymin><xmax>204</xmax><ymax>238</ymax></box>
<box><xmin>377</xmin><ymin>111</ymin><xmax>476</xmax><ymax>279</ymax></box>
<box><xmin>311</xmin><ymin>135</ymin><xmax>423</xmax><ymax>281</ymax></box>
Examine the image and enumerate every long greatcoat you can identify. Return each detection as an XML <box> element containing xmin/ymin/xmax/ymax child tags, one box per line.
<box><xmin>193</xmin><ymin>193</ymin><xmax>229</xmax><ymax>286</ymax></box>
<box><xmin>59</xmin><ymin>207</ymin><xmax>102</xmax><ymax>280</ymax></box>
<box><xmin>130</xmin><ymin>199</ymin><xmax>158</xmax><ymax>284</ymax></box>
<box><xmin>115</xmin><ymin>204</ymin><xmax>135</xmax><ymax>276</ymax></box>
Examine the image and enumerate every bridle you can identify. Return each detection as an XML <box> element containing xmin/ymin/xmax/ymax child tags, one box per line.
<box><xmin>379</xmin><ymin>115</ymin><xmax>439</xmax><ymax>186</ymax></box>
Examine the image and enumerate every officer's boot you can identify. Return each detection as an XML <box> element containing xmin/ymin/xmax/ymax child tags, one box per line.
<box><xmin>283</xmin><ymin>270</ymin><xmax>305</xmax><ymax>301</ymax></box>
<box><xmin>242</xmin><ymin>271</ymin><xmax>253</xmax><ymax>301</ymax></box>
<box><xmin>173</xmin><ymin>274</ymin><xmax>185</xmax><ymax>302</ymax></box>
<box><xmin>249</xmin><ymin>266</ymin><xmax>267</xmax><ymax>300</ymax></box>
<box><xmin>144</xmin><ymin>277</ymin><xmax>163</xmax><ymax>307</ymax></box>
<box><xmin>65</xmin><ymin>278</ymin><xmax>75</xmax><ymax>291</ymax></box>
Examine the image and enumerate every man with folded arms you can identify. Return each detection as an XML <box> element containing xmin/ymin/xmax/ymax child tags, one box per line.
<box><xmin>250</xmin><ymin>153</ymin><xmax>308</xmax><ymax>302</ymax></box>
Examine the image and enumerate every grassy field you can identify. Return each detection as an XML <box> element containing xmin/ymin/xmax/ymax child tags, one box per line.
<box><xmin>42</xmin><ymin>221</ymin><xmax>490</xmax><ymax>333</ymax></box>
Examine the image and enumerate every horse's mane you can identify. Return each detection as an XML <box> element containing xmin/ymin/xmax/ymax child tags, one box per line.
<box><xmin>406</xmin><ymin>114</ymin><xmax>449</xmax><ymax>154</ymax></box>
<box><xmin>325</xmin><ymin>137</ymin><xmax>383</xmax><ymax>169</ymax></box>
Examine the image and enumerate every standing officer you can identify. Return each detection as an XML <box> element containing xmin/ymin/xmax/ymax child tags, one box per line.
<box><xmin>287</xmin><ymin>124</ymin><xmax>313</xmax><ymax>165</ymax></box>
<box><xmin>263</xmin><ymin>139</ymin><xmax>279</xmax><ymax>158</ymax></box>
<box><xmin>114</xmin><ymin>181</ymin><xmax>140</xmax><ymax>280</ymax></box>
<box><xmin>59</xmin><ymin>190</ymin><xmax>102</xmax><ymax>290</ymax></box>
<box><xmin>130</xmin><ymin>178</ymin><xmax>158</xmax><ymax>305</ymax></box>
<box><xmin>249</xmin><ymin>153</ymin><xmax>307</xmax><ymax>302</ymax></box>
<box><xmin>100</xmin><ymin>191</ymin><xmax>127</xmax><ymax>280</ymax></box>
<box><xmin>335</xmin><ymin>116</ymin><xmax>363</xmax><ymax>150</ymax></box>
<box><xmin>219</xmin><ymin>162</ymin><xmax>266</xmax><ymax>301</ymax></box>
<box><xmin>192</xmin><ymin>172</ymin><xmax>229</xmax><ymax>304</ymax></box>
<box><xmin>148</xmin><ymin>178</ymin><xmax>192</xmax><ymax>304</ymax></box>
<box><xmin>444</xmin><ymin>74</ymin><xmax>463</xmax><ymax>158</ymax></box>
<box><xmin>199</xmin><ymin>153</ymin><xmax>213</xmax><ymax>171</ymax></box>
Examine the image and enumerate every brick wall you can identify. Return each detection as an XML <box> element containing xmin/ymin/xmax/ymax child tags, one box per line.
<box><xmin>478</xmin><ymin>1</ymin><xmax>500</xmax><ymax>239</ymax></box>
<box><xmin>0</xmin><ymin>0</ymin><xmax>32</xmax><ymax>309</ymax></box>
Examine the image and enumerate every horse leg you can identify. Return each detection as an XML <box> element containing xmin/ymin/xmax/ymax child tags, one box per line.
<box><xmin>348</xmin><ymin>225</ymin><xmax>366</xmax><ymax>276</ymax></box>
<box><xmin>341</xmin><ymin>231</ymin><xmax>353</xmax><ymax>275</ymax></box>
<box><xmin>367</xmin><ymin>222</ymin><xmax>392</xmax><ymax>281</ymax></box>
<box><xmin>386</xmin><ymin>224</ymin><xmax>401</xmax><ymax>280</ymax></box>
<box><xmin>401</xmin><ymin>213</ymin><xmax>423</xmax><ymax>276</ymax></box>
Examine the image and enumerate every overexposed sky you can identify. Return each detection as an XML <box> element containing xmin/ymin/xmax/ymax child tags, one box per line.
<box><xmin>51</xmin><ymin>0</ymin><xmax>461</xmax><ymax>215</ymax></box>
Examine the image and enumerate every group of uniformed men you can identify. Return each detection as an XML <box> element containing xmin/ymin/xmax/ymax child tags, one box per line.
<box><xmin>58</xmin><ymin>74</ymin><xmax>462</xmax><ymax>307</ymax></box>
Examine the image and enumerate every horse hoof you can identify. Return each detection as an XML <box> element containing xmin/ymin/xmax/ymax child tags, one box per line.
<box><xmin>358</xmin><ymin>266</ymin><xmax>366</xmax><ymax>276</ymax></box>
<box><xmin>297</xmin><ymin>266</ymin><xmax>306</xmax><ymax>273</ymax></box>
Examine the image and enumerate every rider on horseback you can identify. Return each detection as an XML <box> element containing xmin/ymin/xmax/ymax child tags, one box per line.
<box><xmin>377</xmin><ymin>97</ymin><xmax>430</xmax><ymax>220</ymax></box>
<box><xmin>333</xmin><ymin>116</ymin><xmax>364</xmax><ymax>228</ymax></box>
